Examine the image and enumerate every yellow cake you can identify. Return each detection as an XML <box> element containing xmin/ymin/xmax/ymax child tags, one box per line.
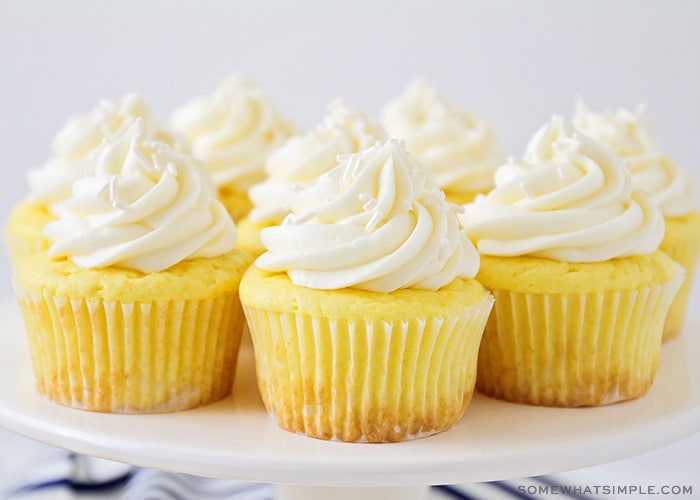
<box><xmin>236</xmin><ymin>216</ymin><xmax>268</xmax><ymax>257</ymax></box>
<box><xmin>13</xmin><ymin>118</ymin><xmax>251</xmax><ymax>413</ymax></box>
<box><xmin>573</xmin><ymin>103</ymin><xmax>699</xmax><ymax>341</ymax></box>
<box><xmin>460</xmin><ymin>117</ymin><xmax>684</xmax><ymax>407</ymax></box>
<box><xmin>380</xmin><ymin>78</ymin><xmax>504</xmax><ymax>202</ymax></box>
<box><xmin>15</xmin><ymin>250</ymin><xmax>250</xmax><ymax>413</ymax></box>
<box><xmin>5</xmin><ymin>202</ymin><xmax>53</xmax><ymax>268</ymax></box>
<box><xmin>242</xmin><ymin>140</ymin><xmax>492</xmax><ymax>442</ymax></box>
<box><xmin>660</xmin><ymin>210</ymin><xmax>700</xmax><ymax>339</ymax></box>
<box><xmin>171</xmin><ymin>75</ymin><xmax>297</xmax><ymax>222</ymax></box>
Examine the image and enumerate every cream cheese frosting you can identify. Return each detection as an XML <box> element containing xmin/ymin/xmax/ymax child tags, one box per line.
<box><xmin>255</xmin><ymin>139</ymin><xmax>480</xmax><ymax>292</ymax></box>
<box><xmin>459</xmin><ymin>117</ymin><xmax>665</xmax><ymax>262</ymax></box>
<box><xmin>248</xmin><ymin>99</ymin><xmax>387</xmax><ymax>224</ymax></box>
<box><xmin>171</xmin><ymin>75</ymin><xmax>296</xmax><ymax>192</ymax></box>
<box><xmin>44</xmin><ymin>118</ymin><xmax>236</xmax><ymax>273</ymax></box>
<box><xmin>573</xmin><ymin>100</ymin><xmax>696</xmax><ymax>217</ymax></box>
<box><xmin>27</xmin><ymin>93</ymin><xmax>186</xmax><ymax>209</ymax></box>
<box><xmin>380</xmin><ymin>79</ymin><xmax>504</xmax><ymax>195</ymax></box>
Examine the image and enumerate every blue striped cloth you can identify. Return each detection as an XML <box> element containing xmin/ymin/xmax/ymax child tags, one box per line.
<box><xmin>1</xmin><ymin>453</ymin><xmax>598</xmax><ymax>500</ymax></box>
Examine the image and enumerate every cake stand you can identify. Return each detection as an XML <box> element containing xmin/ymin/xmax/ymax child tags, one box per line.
<box><xmin>0</xmin><ymin>298</ymin><xmax>699</xmax><ymax>500</ymax></box>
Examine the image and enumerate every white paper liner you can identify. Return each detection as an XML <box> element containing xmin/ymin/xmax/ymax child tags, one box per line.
<box><xmin>243</xmin><ymin>293</ymin><xmax>493</xmax><ymax>443</ymax></box>
<box><xmin>14</xmin><ymin>285</ymin><xmax>244</xmax><ymax>413</ymax></box>
<box><xmin>477</xmin><ymin>268</ymin><xmax>685</xmax><ymax>407</ymax></box>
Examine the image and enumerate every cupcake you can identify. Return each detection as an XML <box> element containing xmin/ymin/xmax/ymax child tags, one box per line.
<box><xmin>171</xmin><ymin>75</ymin><xmax>297</xmax><ymax>222</ymax></box>
<box><xmin>240</xmin><ymin>139</ymin><xmax>493</xmax><ymax>442</ymax></box>
<box><xmin>5</xmin><ymin>93</ymin><xmax>185</xmax><ymax>269</ymax></box>
<box><xmin>380</xmin><ymin>78</ymin><xmax>504</xmax><ymax>204</ymax></box>
<box><xmin>13</xmin><ymin>119</ymin><xmax>251</xmax><ymax>413</ymax></box>
<box><xmin>573</xmin><ymin>101</ymin><xmax>700</xmax><ymax>340</ymax></box>
<box><xmin>459</xmin><ymin>117</ymin><xmax>684</xmax><ymax>407</ymax></box>
<box><xmin>237</xmin><ymin>98</ymin><xmax>387</xmax><ymax>256</ymax></box>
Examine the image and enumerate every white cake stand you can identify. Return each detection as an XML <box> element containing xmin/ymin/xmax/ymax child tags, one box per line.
<box><xmin>0</xmin><ymin>298</ymin><xmax>699</xmax><ymax>500</ymax></box>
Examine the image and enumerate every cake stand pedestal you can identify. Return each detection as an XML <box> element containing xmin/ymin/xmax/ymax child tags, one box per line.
<box><xmin>0</xmin><ymin>298</ymin><xmax>699</xmax><ymax>499</ymax></box>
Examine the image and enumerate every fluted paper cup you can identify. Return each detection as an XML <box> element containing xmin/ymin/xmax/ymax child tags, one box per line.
<box><xmin>14</xmin><ymin>286</ymin><xmax>245</xmax><ymax>413</ymax></box>
<box><xmin>660</xmin><ymin>232</ymin><xmax>700</xmax><ymax>341</ymax></box>
<box><xmin>476</xmin><ymin>271</ymin><xmax>684</xmax><ymax>407</ymax></box>
<box><xmin>243</xmin><ymin>294</ymin><xmax>493</xmax><ymax>443</ymax></box>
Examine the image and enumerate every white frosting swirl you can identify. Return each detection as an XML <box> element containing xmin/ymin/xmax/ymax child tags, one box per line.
<box><xmin>573</xmin><ymin>100</ymin><xmax>696</xmax><ymax>216</ymax></box>
<box><xmin>248</xmin><ymin>99</ymin><xmax>388</xmax><ymax>223</ymax></box>
<box><xmin>171</xmin><ymin>75</ymin><xmax>296</xmax><ymax>192</ymax></box>
<box><xmin>27</xmin><ymin>93</ymin><xmax>186</xmax><ymax>208</ymax></box>
<box><xmin>44</xmin><ymin>119</ymin><xmax>236</xmax><ymax>273</ymax></box>
<box><xmin>255</xmin><ymin>139</ymin><xmax>480</xmax><ymax>292</ymax></box>
<box><xmin>380</xmin><ymin>79</ymin><xmax>504</xmax><ymax>194</ymax></box>
<box><xmin>459</xmin><ymin>117</ymin><xmax>665</xmax><ymax>262</ymax></box>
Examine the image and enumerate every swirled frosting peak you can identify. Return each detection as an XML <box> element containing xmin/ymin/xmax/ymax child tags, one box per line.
<box><xmin>255</xmin><ymin>139</ymin><xmax>480</xmax><ymax>292</ymax></box>
<box><xmin>573</xmin><ymin>100</ymin><xmax>696</xmax><ymax>216</ymax></box>
<box><xmin>44</xmin><ymin>118</ymin><xmax>236</xmax><ymax>273</ymax></box>
<box><xmin>248</xmin><ymin>98</ymin><xmax>388</xmax><ymax>223</ymax></box>
<box><xmin>171</xmin><ymin>75</ymin><xmax>297</xmax><ymax>192</ymax></box>
<box><xmin>459</xmin><ymin>116</ymin><xmax>665</xmax><ymax>262</ymax></box>
<box><xmin>380</xmin><ymin>78</ymin><xmax>504</xmax><ymax>195</ymax></box>
<box><xmin>27</xmin><ymin>93</ymin><xmax>186</xmax><ymax>208</ymax></box>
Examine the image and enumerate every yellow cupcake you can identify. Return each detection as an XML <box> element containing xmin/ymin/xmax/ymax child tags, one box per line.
<box><xmin>241</xmin><ymin>267</ymin><xmax>491</xmax><ymax>442</ymax></box>
<box><xmin>474</xmin><ymin>253</ymin><xmax>681</xmax><ymax>406</ymax></box>
<box><xmin>460</xmin><ymin>117</ymin><xmax>684</xmax><ymax>407</ymax></box>
<box><xmin>659</xmin><ymin>210</ymin><xmax>700</xmax><ymax>340</ymax></box>
<box><xmin>243</xmin><ymin>140</ymin><xmax>492</xmax><ymax>442</ymax></box>
<box><xmin>573</xmin><ymin>103</ymin><xmax>699</xmax><ymax>341</ymax></box>
<box><xmin>5</xmin><ymin>202</ymin><xmax>53</xmax><ymax>268</ymax></box>
<box><xmin>15</xmin><ymin>250</ymin><xmax>250</xmax><ymax>413</ymax></box>
<box><xmin>171</xmin><ymin>75</ymin><xmax>297</xmax><ymax>222</ymax></box>
<box><xmin>14</xmin><ymin>118</ymin><xmax>251</xmax><ymax>413</ymax></box>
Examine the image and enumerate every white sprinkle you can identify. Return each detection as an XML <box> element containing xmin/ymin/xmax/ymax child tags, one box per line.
<box><xmin>359</xmin><ymin>193</ymin><xmax>377</xmax><ymax>211</ymax></box>
<box><xmin>166</xmin><ymin>162</ymin><xmax>178</xmax><ymax>176</ymax></box>
<box><xmin>366</xmin><ymin>211</ymin><xmax>382</xmax><ymax>231</ymax></box>
<box><xmin>108</xmin><ymin>177</ymin><xmax>119</xmax><ymax>203</ymax></box>
<box><xmin>520</xmin><ymin>181</ymin><xmax>533</xmax><ymax>198</ymax></box>
<box><xmin>96</xmin><ymin>179</ymin><xmax>111</xmax><ymax>198</ymax></box>
<box><xmin>447</xmin><ymin>202</ymin><xmax>466</xmax><ymax>214</ymax></box>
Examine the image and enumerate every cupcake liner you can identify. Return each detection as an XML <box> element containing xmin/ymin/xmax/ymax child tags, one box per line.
<box><xmin>243</xmin><ymin>294</ymin><xmax>493</xmax><ymax>443</ymax></box>
<box><xmin>660</xmin><ymin>238</ymin><xmax>700</xmax><ymax>341</ymax></box>
<box><xmin>476</xmin><ymin>271</ymin><xmax>684</xmax><ymax>407</ymax></box>
<box><xmin>14</xmin><ymin>286</ymin><xmax>245</xmax><ymax>413</ymax></box>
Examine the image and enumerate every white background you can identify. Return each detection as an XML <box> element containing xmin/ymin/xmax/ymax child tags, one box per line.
<box><xmin>1</xmin><ymin>1</ymin><xmax>700</xmax><ymax>295</ymax></box>
<box><xmin>0</xmin><ymin>0</ymin><xmax>699</xmax><ymax>494</ymax></box>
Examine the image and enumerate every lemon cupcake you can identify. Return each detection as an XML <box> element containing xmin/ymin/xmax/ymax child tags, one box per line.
<box><xmin>5</xmin><ymin>93</ymin><xmax>185</xmax><ymax>269</ymax></box>
<box><xmin>380</xmin><ymin>78</ymin><xmax>504</xmax><ymax>204</ymax></box>
<box><xmin>14</xmin><ymin>119</ymin><xmax>251</xmax><ymax>413</ymax></box>
<box><xmin>171</xmin><ymin>75</ymin><xmax>297</xmax><ymax>222</ymax></box>
<box><xmin>241</xmin><ymin>139</ymin><xmax>493</xmax><ymax>442</ymax></box>
<box><xmin>459</xmin><ymin>117</ymin><xmax>684</xmax><ymax>407</ymax></box>
<box><xmin>574</xmin><ymin>101</ymin><xmax>699</xmax><ymax>340</ymax></box>
<box><xmin>237</xmin><ymin>98</ymin><xmax>387</xmax><ymax>256</ymax></box>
